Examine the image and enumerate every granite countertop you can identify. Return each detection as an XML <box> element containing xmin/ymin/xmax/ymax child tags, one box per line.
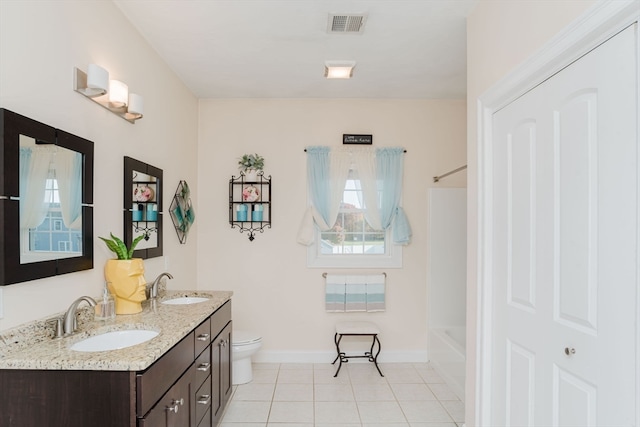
<box><xmin>0</xmin><ymin>290</ymin><xmax>233</xmax><ymax>371</ymax></box>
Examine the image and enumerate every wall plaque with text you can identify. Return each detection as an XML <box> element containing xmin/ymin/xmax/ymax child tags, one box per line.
<box><xmin>343</xmin><ymin>134</ymin><xmax>373</xmax><ymax>145</ymax></box>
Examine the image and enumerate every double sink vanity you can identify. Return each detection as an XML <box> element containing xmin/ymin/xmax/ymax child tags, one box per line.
<box><xmin>0</xmin><ymin>290</ymin><xmax>233</xmax><ymax>427</ymax></box>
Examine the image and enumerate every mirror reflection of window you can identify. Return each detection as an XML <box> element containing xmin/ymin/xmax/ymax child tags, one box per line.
<box><xmin>19</xmin><ymin>135</ymin><xmax>83</xmax><ymax>263</ymax></box>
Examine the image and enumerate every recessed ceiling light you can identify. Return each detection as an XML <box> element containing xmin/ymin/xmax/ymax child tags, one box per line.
<box><xmin>324</xmin><ymin>61</ymin><xmax>356</xmax><ymax>79</ymax></box>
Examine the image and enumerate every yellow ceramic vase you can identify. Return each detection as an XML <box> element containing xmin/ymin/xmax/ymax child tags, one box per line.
<box><xmin>104</xmin><ymin>259</ymin><xmax>147</xmax><ymax>315</ymax></box>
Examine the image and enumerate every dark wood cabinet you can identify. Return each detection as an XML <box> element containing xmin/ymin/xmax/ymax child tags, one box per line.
<box><xmin>211</xmin><ymin>322</ymin><xmax>232</xmax><ymax>425</ymax></box>
<box><xmin>139</xmin><ymin>366</ymin><xmax>194</xmax><ymax>427</ymax></box>
<box><xmin>0</xmin><ymin>300</ymin><xmax>232</xmax><ymax>427</ymax></box>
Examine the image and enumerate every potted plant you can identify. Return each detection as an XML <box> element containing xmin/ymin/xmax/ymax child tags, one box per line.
<box><xmin>99</xmin><ymin>233</ymin><xmax>147</xmax><ymax>314</ymax></box>
<box><xmin>238</xmin><ymin>153</ymin><xmax>264</xmax><ymax>181</ymax></box>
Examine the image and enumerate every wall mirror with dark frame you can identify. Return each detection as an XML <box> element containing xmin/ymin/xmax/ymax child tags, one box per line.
<box><xmin>124</xmin><ymin>156</ymin><xmax>163</xmax><ymax>259</ymax></box>
<box><xmin>0</xmin><ymin>108</ymin><xmax>94</xmax><ymax>285</ymax></box>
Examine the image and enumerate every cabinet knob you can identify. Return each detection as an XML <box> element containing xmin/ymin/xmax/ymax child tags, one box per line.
<box><xmin>197</xmin><ymin>333</ymin><xmax>210</xmax><ymax>341</ymax></box>
<box><xmin>197</xmin><ymin>394</ymin><xmax>211</xmax><ymax>405</ymax></box>
<box><xmin>166</xmin><ymin>398</ymin><xmax>185</xmax><ymax>413</ymax></box>
<box><xmin>197</xmin><ymin>362</ymin><xmax>211</xmax><ymax>372</ymax></box>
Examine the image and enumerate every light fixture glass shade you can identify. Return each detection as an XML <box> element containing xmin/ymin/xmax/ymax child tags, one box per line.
<box><xmin>108</xmin><ymin>80</ymin><xmax>128</xmax><ymax>109</ymax></box>
<box><xmin>324</xmin><ymin>61</ymin><xmax>356</xmax><ymax>79</ymax></box>
<box><xmin>85</xmin><ymin>64</ymin><xmax>109</xmax><ymax>97</ymax></box>
<box><xmin>127</xmin><ymin>93</ymin><xmax>144</xmax><ymax>118</ymax></box>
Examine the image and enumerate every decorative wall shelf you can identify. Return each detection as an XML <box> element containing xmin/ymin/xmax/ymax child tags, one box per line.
<box><xmin>229</xmin><ymin>172</ymin><xmax>271</xmax><ymax>241</ymax></box>
<box><xmin>124</xmin><ymin>157</ymin><xmax>163</xmax><ymax>259</ymax></box>
<box><xmin>169</xmin><ymin>180</ymin><xmax>195</xmax><ymax>244</ymax></box>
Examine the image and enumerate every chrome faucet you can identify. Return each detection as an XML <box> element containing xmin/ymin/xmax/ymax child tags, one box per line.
<box><xmin>148</xmin><ymin>272</ymin><xmax>173</xmax><ymax>299</ymax></box>
<box><xmin>62</xmin><ymin>296</ymin><xmax>97</xmax><ymax>336</ymax></box>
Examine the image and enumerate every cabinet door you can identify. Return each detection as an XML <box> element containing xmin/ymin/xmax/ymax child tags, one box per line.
<box><xmin>210</xmin><ymin>333</ymin><xmax>223</xmax><ymax>425</ymax></box>
<box><xmin>211</xmin><ymin>322</ymin><xmax>232</xmax><ymax>426</ymax></box>
<box><xmin>219</xmin><ymin>323</ymin><xmax>232</xmax><ymax>407</ymax></box>
<box><xmin>139</xmin><ymin>366</ymin><xmax>194</xmax><ymax>427</ymax></box>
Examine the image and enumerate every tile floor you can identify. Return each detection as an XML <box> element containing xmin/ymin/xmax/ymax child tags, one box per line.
<box><xmin>219</xmin><ymin>362</ymin><xmax>464</xmax><ymax>427</ymax></box>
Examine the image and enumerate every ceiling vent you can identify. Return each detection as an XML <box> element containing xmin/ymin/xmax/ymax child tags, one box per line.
<box><xmin>327</xmin><ymin>14</ymin><xmax>367</xmax><ymax>34</ymax></box>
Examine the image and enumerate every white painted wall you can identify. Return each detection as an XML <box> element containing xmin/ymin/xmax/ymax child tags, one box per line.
<box><xmin>0</xmin><ymin>1</ymin><xmax>199</xmax><ymax>330</ymax></box>
<box><xmin>197</xmin><ymin>99</ymin><xmax>466</xmax><ymax>361</ymax></box>
<box><xmin>465</xmin><ymin>0</ymin><xmax>597</xmax><ymax>424</ymax></box>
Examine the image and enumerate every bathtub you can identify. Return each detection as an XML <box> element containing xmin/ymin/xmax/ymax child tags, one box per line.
<box><xmin>428</xmin><ymin>327</ymin><xmax>466</xmax><ymax>401</ymax></box>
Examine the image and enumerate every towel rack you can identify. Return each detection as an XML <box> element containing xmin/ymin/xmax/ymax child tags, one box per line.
<box><xmin>322</xmin><ymin>272</ymin><xmax>386</xmax><ymax>278</ymax></box>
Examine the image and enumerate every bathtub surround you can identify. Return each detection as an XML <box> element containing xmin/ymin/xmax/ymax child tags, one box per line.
<box><xmin>430</xmin><ymin>327</ymin><xmax>466</xmax><ymax>400</ymax></box>
<box><xmin>428</xmin><ymin>188</ymin><xmax>467</xmax><ymax>400</ymax></box>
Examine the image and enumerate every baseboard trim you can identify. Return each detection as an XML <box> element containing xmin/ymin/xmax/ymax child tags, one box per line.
<box><xmin>253</xmin><ymin>350</ymin><xmax>429</xmax><ymax>364</ymax></box>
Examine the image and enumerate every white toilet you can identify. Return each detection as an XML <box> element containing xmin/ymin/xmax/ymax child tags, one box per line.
<box><xmin>231</xmin><ymin>330</ymin><xmax>263</xmax><ymax>385</ymax></box>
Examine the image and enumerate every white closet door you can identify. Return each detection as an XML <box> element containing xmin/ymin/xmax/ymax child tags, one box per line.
<box><xmin>490</xmin><ymin>24</ymin><xmax>638</xmax><ymax>426</ymax></box>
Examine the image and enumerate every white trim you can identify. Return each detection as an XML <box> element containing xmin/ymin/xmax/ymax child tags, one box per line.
<box><xmin>475</xmin><ymin>1</ymin><xmax>640</xmax><ymax>425</ymax></box>
<box><xmin>307</xmin><ymin>227</ymin><xmax>403</xmax><ymax>268</ymax></box>
<box><xmin>253</xmin><ymin>350</ymin><xmax>428</xmax><ymax>364</ymax></box>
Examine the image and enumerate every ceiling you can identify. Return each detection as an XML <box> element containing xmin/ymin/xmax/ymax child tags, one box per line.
<box><xmin>113</xmin><ymin>0</ymin><xmax>477</xmax><ymax>99</ymax></box>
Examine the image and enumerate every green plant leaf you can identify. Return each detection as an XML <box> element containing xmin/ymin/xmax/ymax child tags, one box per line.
<box><xmin>128</xmin><ymin>234</ymin><xmax>145</xmax><ymax>259</ymax></box>
<box><xmin>110</xmin><ymin>233</ymin><xmax>129</xmax><ymax>259</ymax></box>
<box><xmin>99</xmin><ymin>237</ymin><xmax>122</xmax><ymax>259</ymax></box>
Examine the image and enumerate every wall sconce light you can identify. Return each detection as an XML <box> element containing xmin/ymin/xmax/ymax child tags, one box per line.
<box><xmin>73</xmin><ymin>64</ymin><xmax>143</xmax><ymax>123</ymax></box>
<box><xmin>324</xmin><ymin>61</ymin><xmax>356</xmax><ymax>79</ymax></box>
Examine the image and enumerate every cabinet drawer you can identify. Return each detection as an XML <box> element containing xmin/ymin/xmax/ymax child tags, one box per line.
<box><xmin>195</xmin><ymin>344</ymin><xmax>212</xmax><ymax>388</ymax></box>
<box><xmin>195</xmin><ymin>317</ymin><xmax>211</xmax><ymax>356</ymax></box>
<box><xmin>195</xmin><ymin>374</ymin><xmax>212</xmax><ymax>425</ymax></box>
<box><xmin>211</xmin><ymin>300</ymin><xmax>231</xmax><ymax>339</ymax></box>
<box><xmin>198</xmin><ymin>407</ymin><xmax>212</xmax><ymax>427</ymax></box>
<box><xmin>137</xmin><ymin>331</ymin><xmax>195</xmax><ymax>417</ymax></box>
<box><xmin>139</xmin><ymin>365</ymin><xmax>194</xmax><ymax>427</ymax></box>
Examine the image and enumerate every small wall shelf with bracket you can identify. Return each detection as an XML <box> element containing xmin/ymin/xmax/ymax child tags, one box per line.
<box><xmin>229</xmin><ymin>172</ymin><xmax>271</xmax><ymax>241</ymax></box>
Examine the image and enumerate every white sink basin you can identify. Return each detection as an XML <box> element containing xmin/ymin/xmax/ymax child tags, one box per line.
<box><xmin>70</xmin><ymin>330</ymin><xmax>159</xmax><ymax>352</ymax></box>
<box><xmin>161</xmin><ymin>297</ymin><xmax>209</xmax><ymax>305</ymax></box>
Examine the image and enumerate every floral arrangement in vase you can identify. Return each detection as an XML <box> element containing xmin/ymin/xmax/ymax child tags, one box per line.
<box><xmin>238</xmin><ymin>153</ymin><xmax>264</xmax><ymax>181</ymax></box>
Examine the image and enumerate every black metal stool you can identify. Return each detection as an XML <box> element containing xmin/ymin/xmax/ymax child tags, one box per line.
<box><xmin>332</xmin><ymin>321</ymin><xmax>384</xmax><ymax>377</ymax></box>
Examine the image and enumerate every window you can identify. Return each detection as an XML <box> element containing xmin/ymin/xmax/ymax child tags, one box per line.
<box><xmin>301</xmin><ymin>146</ymin><xmax>409</xmax><ymax>268</ymax></box>
<box><xmin>308</xmin><ymin>175</ymin><xmax>402</xmax><ymax>268</ymax></box>
<box><xmin>21</xmin><ymin>178</ymin><xmax>81</xmax><ymax>262</ymax></box>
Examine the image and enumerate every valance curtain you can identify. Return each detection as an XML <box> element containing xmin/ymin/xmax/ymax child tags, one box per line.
<box><xmin>297</xmin><ymin>146</ymin><xmax>412</xmax><ymax>245</ymax></box>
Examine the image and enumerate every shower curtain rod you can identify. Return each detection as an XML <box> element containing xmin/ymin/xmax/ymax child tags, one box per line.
<box><xmin>433</xmin><ymin>165</ymin><xmax>467</xmax><ymax>183</ymax></box>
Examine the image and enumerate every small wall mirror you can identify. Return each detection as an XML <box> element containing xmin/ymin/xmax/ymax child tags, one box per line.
<box><xmin>124</xmin><ymin>156</ymin><xmax>163</xmax><ymax>259</ymax></box>
<box><xmin>0</xmin><ymin>109</ymin><xmax>94</xmax><ymax>285</ymax></box>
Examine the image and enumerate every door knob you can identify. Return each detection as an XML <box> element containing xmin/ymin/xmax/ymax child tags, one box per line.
<box><xmin>564</xmin><ymin>347</ymin><xmax>576</xmax><ymax>356</ymax></box>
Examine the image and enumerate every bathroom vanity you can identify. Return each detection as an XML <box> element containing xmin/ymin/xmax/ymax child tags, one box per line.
<box><xmin>0</xmin><ymin>291</ymin><xmax>232</xmax><ymax>427</ymax></box>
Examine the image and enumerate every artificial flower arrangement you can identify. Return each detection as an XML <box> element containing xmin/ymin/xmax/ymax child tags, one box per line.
<box><xmin>133</xmin><ymin>185</ymin><xmax>154</xmax><ymax>202</ymax></box>
<box><xmin>242</xmin><ymin>185</ymin><xmax>260</xmax><ymax>202</ymax></box>
<box><xmin>238</xmin><ymin>153</ymin><xmax>265</xmax><ymax>172</ymax></box>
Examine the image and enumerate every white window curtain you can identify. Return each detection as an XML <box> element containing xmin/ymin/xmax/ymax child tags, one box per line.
<box><xmin>19</xmin><ymin>147</ymin><xmax>52</xmax><ymax>229</ymax></box>
<box><xmin>297</xmin><ymin>146</ymin><xmax>411</xmax><ymax>246</ymax></box>
<box><xmin>55</xmin><ymin>149</ymin><xmax>83</xmax><ymax>230</ymax></box>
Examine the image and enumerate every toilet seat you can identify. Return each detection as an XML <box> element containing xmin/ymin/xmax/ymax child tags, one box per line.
<box><xmin>233</xmin><ymin>330</ymin><xmax>262</xmax><ymax>346</ymax></box>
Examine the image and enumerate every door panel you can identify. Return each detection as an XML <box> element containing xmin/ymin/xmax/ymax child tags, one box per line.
<box><xmin>490</xmin><ymin>24</ymin><xmax>637</xmax><ymax>426</ymax></box>
<box><xmin>555</xmin><ymin>91</ymin><xmax>598</xmax><ymax>334</ymax></box>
